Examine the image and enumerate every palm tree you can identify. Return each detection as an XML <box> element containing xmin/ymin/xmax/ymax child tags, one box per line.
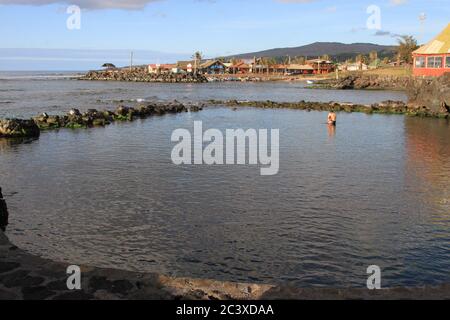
<box><xmin>266</xmin><ymin>57</ymin><xmax>277</xmax><ymax>75</ymax></box>
<box><xmin>192</xmin><ymin>51</ymin><xmax>203</xmax><ymax>73</ymax></box>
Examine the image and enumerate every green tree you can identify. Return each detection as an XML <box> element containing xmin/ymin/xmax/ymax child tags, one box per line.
<box><xmin>369</xmin><ymin>51</ymin><xmax>378</xmax><ymax>63</ymax></box>
<box><xmin>396</xmin><ymin>35</ymin><xmax>418</xmax><ymax>64</ymax></box>
<box><xmin>356</xmin><ymin>54</ymin><xmax>369</xmax><ymax>64</ymax></box>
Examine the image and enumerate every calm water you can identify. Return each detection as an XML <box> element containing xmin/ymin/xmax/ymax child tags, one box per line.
<box><xmin>0</xmin><ymin>71</ymin><xmax>406</xmax><ymax>118</ymax></box>
<box><xmin>1</xmin><ymin>105</ymin><xmax>449</xmax><ymax>288</ymax></box>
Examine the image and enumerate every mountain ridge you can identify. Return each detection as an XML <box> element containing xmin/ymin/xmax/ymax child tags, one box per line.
<box><xmin>224</xmin><ymin>42</ymin><xmax>396</xmax><ymax>61</ymax></box>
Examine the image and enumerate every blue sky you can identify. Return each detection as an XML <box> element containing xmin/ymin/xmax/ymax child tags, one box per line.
<box><xmin>0</xmin><ymin>0</ymin><xmax>448</xmax><ymax>70</ymax></box>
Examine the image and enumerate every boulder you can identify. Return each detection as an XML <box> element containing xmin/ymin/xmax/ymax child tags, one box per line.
<box><xmin>68</xmin><ymin>109</ymin><xmax>81</xmax><ymax>116</ymax></box>
<box><xmin>0</xmin><ymin>119</ymin><xmax>40</xmax><ymax>138</ymax></box>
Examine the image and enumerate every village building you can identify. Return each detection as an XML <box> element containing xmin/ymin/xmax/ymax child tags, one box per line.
<box><xmin>286</xmin><ymin>64</ymin><xmax>314</xmax><ymax>75</ymax></box>
<box><xmin>306</xmin><ymin>59</ymin><xmax>335</xmax><ymax>74</ymax></box>
<box><xmin>341</xmin><ymin>61</ymin><xmax>368</xmax><ymax>72</ymax></box>
<box><xmin>229</xmin><ymin>61</ymin><xmax>251</xmax><ymax>74</ymax></box>
<box><xmin>412</xmin><ymin>23</ymin><xmax>450</xmax><ymax>77</ymax></box>
<box><xmin>148</xmin><ymin>64</ymin><xmax>176</xmax><ymax>74</ymax></box>
<box><xmin>269</xmin><ymin>64</ymin><xmax>289</xmax><ymax>74</ymax></box>
<box><xmin>177</xmin><ymin>61</ymin><xmax>195</xmax><ymax>73</ymax></box>
<box><xmin>199</xmin><ymin>60</ymin><xmax>227</xmax><ymax>74</ymax></box>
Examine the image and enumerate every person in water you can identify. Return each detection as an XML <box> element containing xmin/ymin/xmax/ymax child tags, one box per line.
<box><xmin>327</xmin><ymin>111</ymin><xmax>337</xmax><ymax>125</ymax></box>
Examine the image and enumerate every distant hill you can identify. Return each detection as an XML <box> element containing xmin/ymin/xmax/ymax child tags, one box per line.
<box><xmin>225</xmin><ymin>42</ymin><xmax>397</xmax><ymax>62</ymax></box>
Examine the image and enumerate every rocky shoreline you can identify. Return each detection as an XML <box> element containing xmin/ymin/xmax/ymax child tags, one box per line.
<box><xmin>1</xmin><ymin>228</ymin><xmax>450</xmax><ymax>299</ymax></box>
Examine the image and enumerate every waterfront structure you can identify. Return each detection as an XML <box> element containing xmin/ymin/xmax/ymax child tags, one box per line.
<box><xmin>413</xmin><ymin>23</ymin><xmax>450</xmax><ymax>77</ymax></box>
<box><xmin>199</xmin><ymin>60</ymin><xmax>227</xmax><ymax>74</ymax></box>
<box><xmin>286</xmin><ymin>64</ymin><xmax>314</xmax><ymax>75</ymax></box>
<box><xmin>230</xmin><ymin>61</ymin><xmax>251</xmax><ymax>74</ymax></box>
<box><xmin>306</xmin><ymin>59</ymin><xmax>335</xmax><ymax>74</ymax></box>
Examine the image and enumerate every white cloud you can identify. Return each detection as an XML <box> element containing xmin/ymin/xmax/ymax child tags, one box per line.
<box><xmin>390</xmin><ymin>0</ymin><xmax>408</xmax><ymax>6</ymax></box>
<box><xmin>0</xmin><ymin>0</ymin><xmax>162</xmax><ymax>10</ymax></box>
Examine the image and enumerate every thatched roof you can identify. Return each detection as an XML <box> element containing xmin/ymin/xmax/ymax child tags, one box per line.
<box><xmin>102</xmin><ymin>63</ymin><xmax>116</xmax><ymax>68</ymax></box>
<box><xmin>414</xmin><ymin>23</ymin><xmax>450</xmax><ymax>55</ymax></box>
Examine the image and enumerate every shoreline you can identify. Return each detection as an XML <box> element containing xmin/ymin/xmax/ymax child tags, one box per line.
<box><xmin>1</xmin><ymin>230</ymin><xmax>450</xmax><ymax>300</ymax></box>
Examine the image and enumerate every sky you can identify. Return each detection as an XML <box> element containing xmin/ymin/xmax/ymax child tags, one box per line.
<box><xmin>0</xmin><ymin>0</ymin><xmax>448</xmax><ymax>70</ymax></box>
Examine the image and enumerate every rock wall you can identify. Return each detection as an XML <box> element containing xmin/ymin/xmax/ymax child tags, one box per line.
<box><xmin>81</xmin><ymin>67</ymin><xmax>208</xmax><ymax>83</ymax></box>
<box><xmin>406</xmin><ymin>73</ymin><xmax>450</xmax><ymax>114</ymax></box>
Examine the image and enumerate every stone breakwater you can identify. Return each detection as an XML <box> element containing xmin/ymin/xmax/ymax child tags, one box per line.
<box><xmin>0</xmin><ymin>101</ymin><xmax>203</xmax><ymax>138</ymax></box>
<box><xmin>208</xmin><ymin>99</ymin><xmax>450</xmax><ymax>118</ymax></box>
<box><xmin>80</xmin><ymin>67</ymin><xmax>208</xmax><ymax>83</ymax></box>
<box><xmin>1</xmin><ymin>98</ymin><xmax>448</xmax><ymax>139</ymax></box>
<box><xmin>1</xmin><ymin>228</ymin><xmax>450</xmax><ymax>299</ymax></box>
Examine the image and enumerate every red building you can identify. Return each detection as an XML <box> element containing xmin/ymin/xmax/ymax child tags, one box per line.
<box><xmin>413</xmin><ymin>23</ymin><xmax>450</xmax><ymax>77</ymax></box>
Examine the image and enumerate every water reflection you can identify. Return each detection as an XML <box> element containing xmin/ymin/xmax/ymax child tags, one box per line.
<box><xmin>0</xmin><ymin>137</ymin><xmax>39</xmax><ymax>152</ymax></box>
<box><xmin>327</xmin><ymin>124</ymin><xmax>336</xmax><ymax>138</ymax></box>
<box><xmin>405</xmin><ymin>117</ymin><xmax>450</xmax><ymax>214</ymax></box>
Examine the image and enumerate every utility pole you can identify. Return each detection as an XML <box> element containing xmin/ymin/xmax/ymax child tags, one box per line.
<box><xmin>129</xmin><ymin>51</ymin><xmax>134</xmax><ymax>72</ymax></box>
